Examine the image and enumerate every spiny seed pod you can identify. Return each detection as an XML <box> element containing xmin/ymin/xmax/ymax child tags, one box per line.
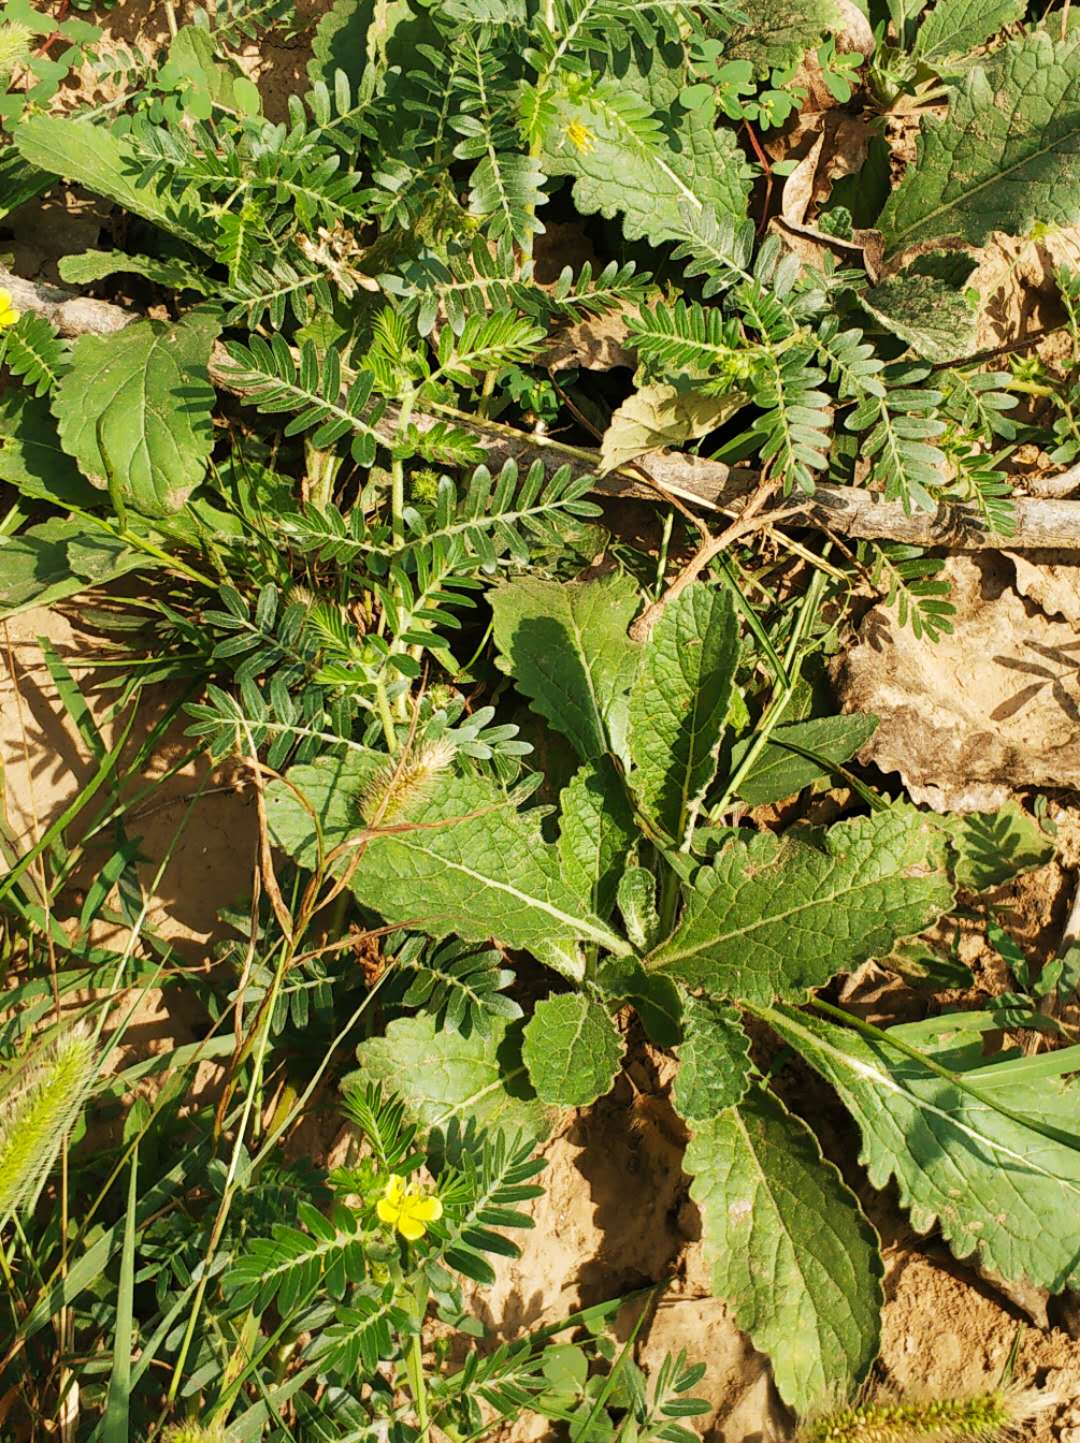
<box><xmin>0</xmin><ymin>22</ymin><xmax>33</xmax><ymax>83</ymax></box>
<box><xmin>357</xmin><ymin>737</ymin><xmax>455</xmax><ymax>826</ymax></box>
<box><xmin>802</xmin><ymin>1386</ymin><xmax>1053</xmax><ymax>1443</ymax></box>
<box><xmin>0</xmin><ymin>1026</ymin><xmax>96</xmax><ymax>1219</ymax></box>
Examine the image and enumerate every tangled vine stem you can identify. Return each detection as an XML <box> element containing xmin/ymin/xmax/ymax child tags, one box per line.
<box><xmin>6</xmin><ymin>266</ymin><xmax>1080</xmax><ymax>550</ymax></box>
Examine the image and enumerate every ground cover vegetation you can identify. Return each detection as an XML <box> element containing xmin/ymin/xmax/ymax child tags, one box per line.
<box><xmin>1</xmin><ymin>0</ymin><xmax>1080</xmax><ymax>1436</ymax></box>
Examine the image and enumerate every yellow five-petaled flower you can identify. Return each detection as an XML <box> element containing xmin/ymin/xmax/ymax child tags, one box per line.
<box><xmin>0</xmin><ymin>287</ymin><xmax>18</xmax><ymax>330</ymax></box>
<box><xmin>376</xmin><ymin>1173</ymin><xmax>443</xmax><ymax>1241</ymax></box>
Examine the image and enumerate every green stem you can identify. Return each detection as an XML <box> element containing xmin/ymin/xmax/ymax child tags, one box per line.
<box><xmin>657</xmin><ymin>864</ymin><xmax>680</xmax><ymax>938</ymax></box>
<box><xmin>391</xmin><ymin>385</ymin><xmax>416</xmax><ymax>550</ymax></box>
<box><xmin>375</xmin><ymin>677</ymin><xmax>398</xmax><ymax>754</ymax></box>
<box><xmin>476</xmin><ymin>367</ymin><xmax>499</xmax><ymax>419</ymax></box>
<box><xmin>166</xmin><ymin>945</ymin><xmax>288</xmax><ymax>1405</ymax></box>
<box><xmin>405</xmin><ymin>1275</ymin><xmax>431</xmax><ymax>1443</ymax></box>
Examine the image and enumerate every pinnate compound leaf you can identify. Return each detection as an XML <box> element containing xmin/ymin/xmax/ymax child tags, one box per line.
<box><xmin>541</xmin><ymin>79</ymin><xmax>752</xmax><ymax>248</ymax></box>
<box><xmin>558</xmin><ymin>758</ymin><xmax>637</xmax><ymax>919</ymax></box>
<box><xmin>15</xmin><ymin>115</ymin><xmax>215</xmax><ymax>251</ymax></box>
<box><xmin>600</xmin><ymin>382</ymin><xmax>747</xmax><ymax>473</ymax></box>
<box><xmin>685</xmin><ymin>1083</ymin><xmax>882</xmax><ymax>1412</ymax></box>
<box><xmin>763</xmin><ymin>1005</ymin><xmax>1080</xmax><ymax>1291</ymax></box>
<box><xmin>647</xmin><ymin>809</ymin><xmax>954</xmax><ymax>1003</ymax></box>
<box><xmin>732</xmin><ymin>712</ymin><xmax>879</xmax><ymax>806</ymax></box>
<box><xmin>629</xmin><ymin>583</ymin><xmax>738</xmax><ymax>840</ymax></box>
<box><xmin>490</xmin><ymin>574</ymin><xmax>640</xmax><ymax>762</ymax></box>
<box><xmin>522</xmin><ymin>993</ymin><xmax>624</xmax><ymax>1107</ymax></box>
<box><xmin>672</xmin><ymin>997</ymin><xmax>753</xmax><ymax>1122</ymax></box>
<box><xmin>354</xmin><ymin>1014</ymin><xmax>549</xmax><ymax>1142</ymax></box>
<box><xmin>267</xmin><ymin>752</ymin><xmax>629</xmax><ymax>981</ymax></box>
<box><xmin>880</xmin><ymin>31</ymin><xmax>1080</xmax><ymax>254</ymax></box>
<box><xmin>53</xmin><ymin>311</ymin><xmax>220</xmax><ymax>517</ymax></box>
<box><xmin>913</xmin><ymin>0</ymin><xmax>1026</xmax><ymax>66</ymax></box>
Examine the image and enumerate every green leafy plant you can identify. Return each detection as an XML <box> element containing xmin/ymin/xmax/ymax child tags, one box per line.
<box><xmin>267</xmin><ymin>569</ymin><xmax>1072</xmax><ymax>1416</ymax></box>
<box><xmin>2</xmin><ymin>0</ymin><xmax>1079</xmax><ymax>1436</ymax></box>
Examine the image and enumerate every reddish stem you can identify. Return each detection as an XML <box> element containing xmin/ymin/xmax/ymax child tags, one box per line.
<box><xmin>742</xmin><ymin>120</ymin><xmax>774</xmax><ymax>236</ymax></box>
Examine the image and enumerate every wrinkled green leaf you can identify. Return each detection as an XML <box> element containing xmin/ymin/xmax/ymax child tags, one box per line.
<box><xmin>764</xmin><ymin>1004</ymin><xmax>1080</xmax><ymax>1292</ymax></box>
<box><xmin>58</xmin><ymin>250</ymin><xmax>210</xmax><ymax>293</ymax></box>
<box><xmin>726</xmin><ymin>0</ymin><xmax>845</xmax><ymax>70</ymax></box>
<box><xmin>880</xmin><ymin>32</ymin><xmax>1080</xmax><ymax>253</ymax></box>
<box><xmin>732</xmin><ymin>713</ymin><xmax>879</xmax><ymax>806</ymax></box>
<box><xmin>861</xmin><ymin>253</ymin><xmax>978</xmax><ymax>363</ymax></box>
<box><xmin>558</xmin><ymin>757</ymin><xmax>637</xmax><ymax>919</ymax></box>
<box><xmin>53</xmin><ymin>311</ymin><xmax>220</xmax><ymax>518</ymax></box>
<box><xmin>672</xmin><ymin>996</ymin><xmax>753</xmax><ymax>1122</ymax></box>
<box><xmin>16</xmin><ymin>115</ymin><xmax>215</xmax><ymax>250</ymax></box>
<box><xmin>685</xmin><ymin>1083</ymin><xmax>882</xmax><ymax>1411</ymax></box>
<box><xmin>617</xmin><ymin>865</ymin><xmax>662</xmax><ymax>953</ymax></box>
<box><xmin>541</xmin><ymin>79</ymin><xmax>752</xmax><ymax>247</ymax></box>
<box><xmin>0</xmin><ymin>519</ymin><xmax>142</xmax><ymax>617</ymax></box>
<box><xmin>913</xmin><ymin>0</ymin><xmax>1026</xmax><ymax>66</ymax></box>
<box><xmin>522</xmin><ymin>993</ymin><xmax>624</xmax><ymax>1107</ymax></box>
<box><xmin>490</xmin><ymin>574</ymin><xmax>640</xmax><ymax>762</ymax></box>
<box><xmin>629</xmin><ymin>583</ymin><xmax>738</xmax><ymax>840</ymax></box>
<box><xmin>598</xmin><ymin>954</ymin><xmax>683</xmax><ymax>1048</ymax></box>
<box><xmin>354</xmin><ymin>1014</ymin><xmax>549</xmax><ymax>1141</ymax></box>
<box><xmin>647</xmin><ymin>809</ymin><xmax>954</xmax><ymax>1002</ymax></box>
<box><xmin>268</xmin><ymin>753</ymin><xmax>629</xmax><ymax>981</ymax></box>
<box><xmin>0</xmin><ymin>391</ymin><xmax>98</xmax><ymax>507</ymax></box>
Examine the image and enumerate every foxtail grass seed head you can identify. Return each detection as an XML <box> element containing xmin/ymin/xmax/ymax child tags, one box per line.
<box><xmin>0</xmin><ymin>1026</ymin><xmax>96</xmax><ymax>1219</ymax></box>
<box><xmin>162</xmin><ymin>1425</ymin><xmax>228</xmax><ymax>1443</ymax></box>
<box><xmin>357</xmin><ymin>737</ymin><xmax>455</xmax><ymax>826</ymax></box>
<box><xmin>802</xmin><ymin>1386</ymin><xmax>1055</xmax><ymax>1443</ymax></box>
<box><xmin>0</xmin><ymin>22</ymin><xmax>33</xmax><ymax>84</ymax></box>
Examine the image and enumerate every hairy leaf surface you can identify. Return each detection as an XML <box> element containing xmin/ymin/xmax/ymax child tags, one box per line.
<box><xmin>522</xmin><ymin>993</ymin><xmax>624</xmax><ymax>1107</ymax></box>
<box><xmin>913</xmin><ymin>0</ymin><xmax>1026</xmax><ymax>65</ymax></box>
<box><xmin>672</xmin><ymin>997</ymin><xmax>753</xmax><ymax>1122</ymax></box>
<box><xmin>16</xmin><ymin>116</ymin><xmax>215</xmax><ymax>250</ymax></box>
<box><xmin>490</xmin><ymin>574</ymin><xmax>640</xmax><ymax>762</ymax></box>
<box><xmin>763</xmin><ymin>1005</ymin><xmax>1080</xmax><ymax>1291</ymax></box>
<box><xmin>647</xmin><ymin>809</ymin><xmax>954</xmax><ymax>1001</ymax></box>
<box><xmin>880</xmin><ymin>32</ymin><xmax>1080</xmax><ymax>253</ymax></box>
<box><xmin>558</xmin><ymin>757</ymin><xmax>637</xmax><ymax>919</ymax></box>
<box><xmin>354</xmin><ymin>1014</ymin><xmax>549</xmax><ymax>1141</ymax></box>
<box><xmin>542</xmin><ymin>79</ymin><xmax>751</xmax><ymax>246</ymax></box>
<box><xmin>685</xmin><ymin>1083</ymin><xmax>882</xmax><ymax>1411</ymax></box>
<box><xmin>53</xmin><ymin>311</ymin><xmax>219</xmax><ymax>517</ymax></box>
<box><xmin>268</xmin><ymin>752</ymin><xmax>629</xmax><ymax>979</ymax></box>
<box><xmin>861</xmin><ymin>254</ymin><xmax>978</xmax><ymax>363</ymax></box>
<box><xmin>629</xmin><ymin>583</ymin><xmax>738</xmax><ymax>840</ymax></box>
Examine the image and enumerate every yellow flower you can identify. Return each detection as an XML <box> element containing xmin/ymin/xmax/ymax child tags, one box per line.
<box><xmin>0</xmin><ymin>288</ymin><xmax>17</xmax><ymax>330</ymax></box>
<box><xmin>565</xmin><ymin>120</ymin><xmax>596</xmax><ymax>154</ymax></box>
<box><xmin>376</xmin><ymin>1173</ymin><xmax>443</xmax><ymax>1241</ymax></box>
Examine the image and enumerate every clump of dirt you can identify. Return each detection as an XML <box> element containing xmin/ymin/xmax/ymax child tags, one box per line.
<box><xmin>838</xmin><ymin>553</ymin><xmax>1080</xmax><ymax>811</ymax></box>
<box><xmin>882</xmin><ymin>1255</ymin><xmax>1080</xmax><ymax>1443</ymax></box>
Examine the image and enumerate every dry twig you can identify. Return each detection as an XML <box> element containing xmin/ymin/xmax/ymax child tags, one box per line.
<box><xmin>7</xmin><ymin>268</ymin><xmax>1080</xmax><ymax>550</ymax></box>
